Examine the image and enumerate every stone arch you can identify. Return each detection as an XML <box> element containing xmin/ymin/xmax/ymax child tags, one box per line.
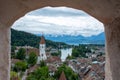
<box><xmin>0</xmin><ymin>0</ymin><xmax>118</xmax><ymax>26</ymax></box>
<box><xmin>0</xmin><ymin>0</ymin><xmax>120</xmax><ymax>80</ymax></box>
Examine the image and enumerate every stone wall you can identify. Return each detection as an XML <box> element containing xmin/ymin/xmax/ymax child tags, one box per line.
<box><xmin>0</xmin><ymin>0</ymin><xmax>120</xmax><ymax>80</ymax></box>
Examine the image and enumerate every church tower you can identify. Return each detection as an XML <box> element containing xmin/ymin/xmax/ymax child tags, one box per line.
<box><xmin>37</xmin><ymin>35</ymin><xmax>47</xmax><ymax>64</ymax></box>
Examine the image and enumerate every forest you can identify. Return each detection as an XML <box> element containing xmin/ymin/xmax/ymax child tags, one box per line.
<box><xmin>11</xmin><ymin>29</ymin><xmax>69</xmax><ymax>49</ymax></box>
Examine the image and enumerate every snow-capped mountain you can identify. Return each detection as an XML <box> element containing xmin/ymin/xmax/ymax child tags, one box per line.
<box><xmin>36</xmin><ymin>32</ymin><xmax>105</xmax><ymax>45</ymax></box>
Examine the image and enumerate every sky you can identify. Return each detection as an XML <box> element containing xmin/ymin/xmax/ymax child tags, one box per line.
<box><xmin>12</xmin><ymin>6</ymin><xmax>104</xmax><ymax>37</ymax></box>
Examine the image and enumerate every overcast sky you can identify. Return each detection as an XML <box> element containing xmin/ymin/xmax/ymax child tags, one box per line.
<box><xmin>12</xmin><ymin>6</ymin><xmax>104</xmax><ymax>37</ymax></box>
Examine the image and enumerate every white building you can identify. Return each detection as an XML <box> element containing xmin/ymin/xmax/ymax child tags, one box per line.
<box><xmin>37</xmin><ymin>35</ymin><xmax>47</xmax><ymax>64</ymax></box>
<box><xmin>61</xmin><ymin>48</ymin><xmax>72</xmax><ymax>62</ymax></box>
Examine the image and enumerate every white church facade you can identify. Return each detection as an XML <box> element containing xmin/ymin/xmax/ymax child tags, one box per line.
<box><xmin>37</xmin><ymin>35</ymin><xmax>47</xmax><ymax>64</ymax></box>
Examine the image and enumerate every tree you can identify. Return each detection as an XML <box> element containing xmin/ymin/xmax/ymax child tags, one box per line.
<box><xmin>10</xmin><ymin>71</ymin><xmax>21</xmax><ymax>80</ymax></box>
<box><xmin>13</xmin><ymin>61</ymin><xmax>28</xmax><ymax>72</ymax></box>
<box><xmin>72</xmin><ymin>48</ymin><xmax>79</xmax><ymax>57</ymax></box>
<box><xmin>40</xmin><ymin>60</ymin><xmax>46</xmax><ymax>67</ymax></box>
<box><xmin>27</xmin><ymin>52</ymin><xmax>37</xmax><ymax>66</ymax></box>
<box><xmin>66</xmin><ymin>55</ymin><xmax>75</xmax><ymax>60</ymax></box>
<box><xmin>26</xmin><ymin>74</ymin><xmax>37</xmax><ymax>80</ymax></box>
<box><xmin>54</xmin><ymin>64</ymin><xmax>79</xmax><ymax>80</ymax></box>
<box><xmin>16</xmin><ymin>48</ymin><xmax>26</xmax><ymax>60</ymax></box>
<box><xmin>46</xmin><ymin>77</ymin><xmax>55</xmax><ymax>80</ymax></box>
<box><xmin>11</xmin><ymin>46</ymin><xmax>16</xmax><ymax>53</ymax></box>
<box><xmin>51</xmin><ymin>51</ymin><xmax>61</xmax><ymax>56</ymax></box>
<box><xmin>72</xmin><ymin>45</ymin><xmax>90</xmax><ymax>58</ymax></box>
<box><xmin>11</xmin><ymin>29</ymin><xmax>69</xmax><ymax>49</ymax></box>
<box><xmin>27</xmin><ymin>66</ymin><xmax>49</xmax><ymax>80</ymax></box>
<box><xmin>11</xmin><ymin>46</ymin><xmax>17</xmax><ymax>58</ymax></box>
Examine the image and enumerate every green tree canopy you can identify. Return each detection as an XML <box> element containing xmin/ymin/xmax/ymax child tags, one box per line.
<box><xmin>66</xmin><ymin>55</ymin><xmax>75</xmax><ymax>60</ymax></box>
<box><xmin>40</xmin><ymin>60</ymin><xmax>46</xmax><ymax>67</ymax></box>
<box><xmin>16</xmin><ymin>48</ymin><xmax>26</xmax><ymax>60</ymax></box>
<box><xmin>13</xmin><ymin>61</ymin><xmax>28</xmax><ymax>72</ymax></box>
<box><xmin>72</xmin><ymin>45</ymin><xmax>91</xmax><ymax>58</ymax></box>
<box><xmin>11</xmin><ymin>46</ymin><xmax>16</xmax><ymax>53</ymax></box>
<box><xmin>54</xmin><ymin>64</ymin><xmax>79</xmax><ymax>80</ymax></box>
<box><xmin>27</xmin><ymin>66</ymin><xmax>50</xmax><ymax>80</ymax></box>
<box><xmin>27</xmin><ymin>52</ymin><xmax>37</xmax><ymax>66</ymax></box>
<box><xmin>51</xmin><ymin>51</ymin><xmax>61</xmax><ymax>57</ymax></box>
<box><xmin>72</xmin><ymin>48</ymin><xmax>80</xmax><ymax>57</ymax></box>
<box><xmin>11</xmin><ymin>29</ymin><xmax>69</xmax><ymax>49</ymax></box>
<box><xmin>10</xmin><ymin>71</ymin><xmax>21</xmax><ymax>80</ymax></box>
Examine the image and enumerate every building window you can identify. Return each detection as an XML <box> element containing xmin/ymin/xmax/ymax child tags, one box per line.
<box><xmin>41</xmin><ymin>46</ymin><xmax>43</xmax><ymax>48</ymax></box>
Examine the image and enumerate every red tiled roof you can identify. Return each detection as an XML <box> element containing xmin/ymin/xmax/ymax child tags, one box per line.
<box><xmin>26</xmin><ymin>48</ymin><xmax>39</xmax><ymax>56</ymax></box>
<box><xmin>48</xmin><ymin>65</ymin><xmax>56</xmax><ymax>72</ymax></box>
<box><xmin>27</xmin><ymin>65</ymin><xmax>39</xmax><ymax>73</ymax></box>
<box><xmin>40</xmin><ymin>36</ymin><xmax>45</xmax><ymax>44</ymax></box>
<box><xmin>59</xmin><ymin>71</ymin><xmax>66</xmax><ymax>80</ymax></box>
<box><xmin>46</xmin><ymin>52</ymin><xmax>51</xmax><ymax>56</ymax></box>
<box><xmin>46</xmin><ymin>56</ymin><xmax>61</xmax><ymax>63</ymax></box>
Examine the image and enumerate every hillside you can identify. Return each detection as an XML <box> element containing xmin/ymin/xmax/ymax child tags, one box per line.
<box><xmin>11</xmin><ymin>29</ymin><xmax>69</xmax><ymax>48</ymax></box>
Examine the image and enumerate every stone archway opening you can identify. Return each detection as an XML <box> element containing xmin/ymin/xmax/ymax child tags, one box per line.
<box><xmin>0</xmin><ymin>0</ymin><xmax>120</xmax><ymax>80</ymax></box>
<box><xmin>11</xmin><ymin>6</ymin><xmax>105</xmax><ymax>80</ymax></box>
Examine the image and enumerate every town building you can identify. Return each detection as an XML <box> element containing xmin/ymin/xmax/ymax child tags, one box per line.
<box><xmin>37</xmin><ymin>35</ymin><xmax>47</xmax><ymax>64</ymax></box>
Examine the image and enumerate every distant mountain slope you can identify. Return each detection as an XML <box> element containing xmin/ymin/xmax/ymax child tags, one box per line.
<box><xmin>11</xmin><ymin>29</ymin><xmax>69</xmax><ymax>48</ymax></box>
<box><xmin>84</xmin><ymin>32</ymin><xmax>105</xmax><ymax>44</ymax></box>
<box><xmin>36</xmin><ymin>32</ymin><xmax>105</xmax><ymax>45</ymax></box>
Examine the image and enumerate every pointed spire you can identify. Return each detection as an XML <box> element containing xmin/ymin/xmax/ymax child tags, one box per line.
<box><xmin>59</xmin><ymin>71</ymin><xmax>66</xmax><ymax>80</ymax></box>
<box><xmin>40</xmin><ymin>34</ymin><xmax>45</xmax><ymax>44</ymax></box>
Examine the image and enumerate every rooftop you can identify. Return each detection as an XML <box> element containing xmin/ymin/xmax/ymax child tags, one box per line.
<box><xmin>40</xmin><ymin>36</ymin><xmax>45</xmax><ymax>44</ymax></box>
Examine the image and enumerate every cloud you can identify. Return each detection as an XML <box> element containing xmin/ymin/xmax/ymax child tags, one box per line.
<box><xmin>12</xmin><ymin>7</ymin><xmax>104</xmax><ymax>37</ymax></box>
<box><xmin>27</xmin><ymin>6</ymin><xmax>88</xmax><ymax>17</ymax></box>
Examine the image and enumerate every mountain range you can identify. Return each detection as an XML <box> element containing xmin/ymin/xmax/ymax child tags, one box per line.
<box><xmin>36</xmin><ymin>32</ymin><xmax>105</xmax><ymax>45</ymax></box>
